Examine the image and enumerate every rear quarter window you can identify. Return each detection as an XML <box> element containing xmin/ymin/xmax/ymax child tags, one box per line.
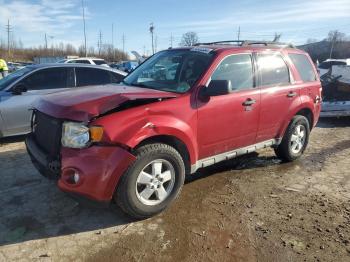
<box><xmin>289</xmin><ymin>54</ymin><xmax>317</xmax><ymax>82</ymax></box>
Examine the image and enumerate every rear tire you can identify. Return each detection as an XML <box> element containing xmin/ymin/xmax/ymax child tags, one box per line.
<box><xmin>275</xmin><ymin>115</ymin><xmax>310</xmax><ymax>162</ymax></box>
<box><xmin>115</xmin><ymin>143</ymin><xmax>185</xmax><ymax>219</ymax></box>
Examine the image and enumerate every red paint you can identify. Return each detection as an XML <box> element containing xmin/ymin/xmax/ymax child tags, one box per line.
<box><xmin>58</xmin><ymin>145</ymin><xmax>136</xmax><ymax>201</ymax></box>
<box><xmin>34</xmin><ymin>46</ymin><xmax>321</xmax><ymax>202</ymax></box>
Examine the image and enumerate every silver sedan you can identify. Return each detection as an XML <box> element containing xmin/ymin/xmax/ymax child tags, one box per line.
<box><xmin>0</xmin><ymin>64</ymin><xmax>127</xmax><ymax>138</ymax></box>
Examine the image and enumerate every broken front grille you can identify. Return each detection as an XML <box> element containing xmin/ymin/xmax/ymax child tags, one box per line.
<box><xmin>32</xmin><ymin>110</ymin><xmax>62</xmax><ymax>158</ymax></box>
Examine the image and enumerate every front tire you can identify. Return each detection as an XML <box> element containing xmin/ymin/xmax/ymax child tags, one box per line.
<box><xmin>115</xmin><ymin>143</ymin><xmax>185</xmax><ymax>219</ymax></box>
<box><xmin>275</xmin><ymin>115</ymin><xmax>310</xmax><ymax>162</ymax></box>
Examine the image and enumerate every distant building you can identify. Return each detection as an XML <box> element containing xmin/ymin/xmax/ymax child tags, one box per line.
<box><xmin>33</xmin><ymin>55</ymin><xmax>79</xmax><ymax>64</ymax></box>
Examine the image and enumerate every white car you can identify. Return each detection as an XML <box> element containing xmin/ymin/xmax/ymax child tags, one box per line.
<box><xmin>58</xmin><ymin>58</ymin><xmax>109</xmax><ymax>67</ymax></box>
<box><xmin>318</xmin><ymin>59</ymin><xmax>350</xmax><ymax>76</ymax></box>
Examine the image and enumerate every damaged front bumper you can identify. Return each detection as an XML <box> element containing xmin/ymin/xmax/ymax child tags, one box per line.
<box><xmin>320</xmin><ymin>101</ymin><xmax>350</xmax><ymax>117</ymax></box>
<box><xmin>26</xmin><ymin>135</ymin><xmax>136</xmax><ymax>206</ymax></box>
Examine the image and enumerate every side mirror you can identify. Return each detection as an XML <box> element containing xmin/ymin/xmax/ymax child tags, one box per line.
<box><xmin>201</xmin><ymin>80</ymin><xmax>233</xmax><ymax>97</ymax></box>
<box><xmin>12</xmin><ymin>84</ymin><xmax>27</xmax><ymax>95</ymax></box>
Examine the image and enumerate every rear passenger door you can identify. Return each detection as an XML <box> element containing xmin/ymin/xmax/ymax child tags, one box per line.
<box><xmin>256</xmin><ymin>52</ymin><xmax>299</xmax><ymax>142</ymax></box>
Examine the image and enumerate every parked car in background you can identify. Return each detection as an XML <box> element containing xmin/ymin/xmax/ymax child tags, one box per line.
<box><xmin>58</xmin><ymin>57</ymin><xmax>109</xmax><ymax>67</ymax></box>
<box><xmin>320</xmin><ymin>65</ymin><xmax>350</xmax><ymax>117</ymax></box>
<box><xmin>318</xmin><ymin>59</ymin><xmax>350</xmax><ymax>76</ymax></box>
<box><xmin>0</xmin><ymin>64</ymin><xmax>127</xmax><ymax>137</ymax></box>
<box><xmin>26</xmin><ymin>41</ymin><xmax>321</xmax><ymax>219</ymax></box>
<box><xmin>110</xmin><ymin>61</ymin><xmax>138</xmax><ymax>72</ymax></box>
<box><xmin>7</xmin><ymin>62</ymin><xmax>26</xmax><ymax>73</ymax></box>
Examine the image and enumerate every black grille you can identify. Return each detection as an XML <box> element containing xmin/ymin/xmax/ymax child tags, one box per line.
<box><xmin>33</xmin><ymin>111</ymin><xmax>62</xmax><ymax>157</ymax></box>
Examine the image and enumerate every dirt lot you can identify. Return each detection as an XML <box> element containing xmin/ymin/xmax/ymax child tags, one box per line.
<box><xmin>0</xmin><ymin>118</ymin><xmax>349</xmax><ymax>262</ymax></box>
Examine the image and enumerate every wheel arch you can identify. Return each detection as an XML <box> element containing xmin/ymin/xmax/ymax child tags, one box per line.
<box><xmin>133</xmin><ymin>135</ymin><xmax>192</xmax><ymax>175</ymax></box>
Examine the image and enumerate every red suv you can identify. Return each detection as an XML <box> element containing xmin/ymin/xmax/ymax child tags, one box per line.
<box><xmin>26</xmin><ymin>41</ymin><xmax>321</xmax><ymax>218</ymax></box>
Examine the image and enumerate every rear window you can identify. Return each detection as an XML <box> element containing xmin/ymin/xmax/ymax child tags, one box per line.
<box><xmin>289</xmin><ymin>54</ymin><xmax>317</xmax><ymax>82</ymax></box>
<box><xmin>257</xmin><ymin>54</ymin><xmax>290</xmax><ymax>86</ymax></box>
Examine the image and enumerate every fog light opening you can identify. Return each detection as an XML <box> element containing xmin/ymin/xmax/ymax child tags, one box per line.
<box><xmin>65</xmin><ymin>169</ymin><xmax>81</xmax><ymax>185</ymax></box>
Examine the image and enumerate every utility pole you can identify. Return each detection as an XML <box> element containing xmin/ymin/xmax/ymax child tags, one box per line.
<box><xmin>5</xmin><ymin>19</ymin><xmax>12</xmax><ymax>58</ymax></box>
<box><xmin>49</xmin><ymin>35</ymin><xmax>54</xmax><ymax>56</ymax></box>
<box><xmin>98</xmin><ymin>30</ymin><xmax>103</xmax><ymax>56</ymax></box>
<box><xmin>122</xmin><ymin>33</ymin><xmax>125</xmax><ymax>53</ymax></box>
<box><xmin>143</xmin><ymin>45</ymin><xmax>146</xmax><ymax>56</ymax></box>
<box><xmin>155</xmin><ymin>35</ymin><xmax>158</xmax><ymax>53</ymax></box>
<box><xmin>112</xmin><ymin>23</ymin><xmax>115</xmax><ymax>61</ymax></box>
<box><xmin>82</xmin><ymin>0</ymin><xmax>87</xmax><ymax>57</ymax></box>
<box><xmin>45</xmin><ymin>33</ymin><xmax>48</xmax><ymax>50</ymax></box>
<box><xmin>149</xmin><ymin>23</ymin><xmax>155</xmax><ymax>54</ymax></box>
<box><xmin>237</xmin><ymin>26</ymin><xmax>240</xmax><ymax>41</ymax></box>
<box><xmin>170</xmin><ymin>33</ymin><xmax>174</xmax><ymax>48</ymax></box>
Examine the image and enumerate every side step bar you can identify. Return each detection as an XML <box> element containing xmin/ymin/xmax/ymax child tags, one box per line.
<box><xmin>190</xmin><ymin>139</ymin><xmax>280</xmax><ymax>173</ymax></box>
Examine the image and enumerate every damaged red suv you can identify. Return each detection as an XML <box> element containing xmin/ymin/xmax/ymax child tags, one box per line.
<box><xmin>26</xmin><ymin>41</ymin><xmax>321</xmax><ymax>218</ymax></box>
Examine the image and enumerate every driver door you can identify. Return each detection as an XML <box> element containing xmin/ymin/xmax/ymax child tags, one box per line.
<box><xmin>0</xmin><ymin>67</ymin><xmax>74</xmax><ymax>135</ymax></box>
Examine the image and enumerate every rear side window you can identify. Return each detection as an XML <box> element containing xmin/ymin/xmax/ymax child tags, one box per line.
<box><xmin>110</xmin><ymin>72</ymin><xmax>124</xmax><ymax>83</ymax></box>
<box><xmin>93</xmin><ymin>60</ymin><xmax>106</xmax><ymax>65</ymax></box>
<box><xmin>257</xmin><ymin>54</ymin><xmax>290</xmax><ymax>86</ymax></box>
<box><xmin>211</xmin><ymin>54</ymin><xmax>254</xmax><ymax>91</ymax></box>
<box><xmin>289</xmin><ymin>53</ymin><xmax>317</xmax><ymax>82</ymax></box>
<box><xmin>68</xmin><ymin>60</ymin><xmax>90</xmax><ymax>64</ymax></box>
<box><xmin>75</xmin><ymin>67</ymin><xmax>111</xmax><ymax>86</ymax></box>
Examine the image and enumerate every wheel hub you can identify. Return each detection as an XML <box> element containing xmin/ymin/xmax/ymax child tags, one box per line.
<box><xmin>135</xmin><ymin>159</ymin><xmax>175</xmax><ymax>206</ymax></box>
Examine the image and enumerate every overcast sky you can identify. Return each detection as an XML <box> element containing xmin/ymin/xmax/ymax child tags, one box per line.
<box><xmin>0</xmin><ymin>0</ymin><xmax>349</xmax><ymax>56</ymax></box>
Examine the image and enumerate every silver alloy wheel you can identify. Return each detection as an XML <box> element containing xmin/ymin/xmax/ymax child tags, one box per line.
<box><xmin>290</xmin><ymin>124</ymin><xmax>306</xmax><ymax>154</ymax></box>
<box><xmin>135</xmin><ymin>159</ymin><xmax>176</xmax><ymax>206</ymax></box>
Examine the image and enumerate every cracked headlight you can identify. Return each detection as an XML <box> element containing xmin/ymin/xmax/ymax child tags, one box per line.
<box><xmin>61</xmin><ymin>122</ymin><xmax>90</xmax><ymax>149</ymax></box>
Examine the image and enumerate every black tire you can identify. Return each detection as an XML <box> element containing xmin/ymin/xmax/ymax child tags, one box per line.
<box><xmin>274</xmin><ymin>115</ymin><xmax>310</xmax><ymax>162</ymax></box>
<box><xmin>115</xmin><ymin>143</ymin><xmax>185</xmax><ymax>219</ymax></box>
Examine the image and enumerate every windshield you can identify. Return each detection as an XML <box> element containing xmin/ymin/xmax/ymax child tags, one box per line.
<box><xmin>123</xmin><ymin>49</ymin><xmax>214</xmax><ymax>93</ymax></box>
<box><xmin>0</xmin><ymin>67</ymin><xmax>33</xmax><ymax>91</ymax></box>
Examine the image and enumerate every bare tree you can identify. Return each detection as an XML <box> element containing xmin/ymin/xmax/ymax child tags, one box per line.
<box><xmin>327</xmin><ymin>30</ymin><xmax>346</xmax><ymax>58</ymax></box>
<box><xmin>180</xmin><ymin>32</ymin><xmax>199</xmax><ymax>46</ymax></box>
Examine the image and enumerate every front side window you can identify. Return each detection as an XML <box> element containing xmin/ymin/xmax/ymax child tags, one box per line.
<box><xmin>211</xmin><ymin>54</ymin><xmax>254</xmax><ymax>91</ymax></box>
<box><xmin>123</xmin><ymin>49</ymin><xmax>214</xmax><ymax>93</ymax></box>
<box><xmin>257</xmin><ymin>53</ymin><xmax>290</xmax><ymax>87</ymax></box>
<box><xmin>0</xmin><ymin>67</ymin><xmax>33</xmax><ymax>90</ymax></box>
<box><xmin>289</xmin><ymin>53</ymin><xmax>317</xmax><ymax>82</ymax></box>
<box><xmin>20</xmin><ymin>68</ymin><xmax>69</xmax><ymax>90</ymax></box>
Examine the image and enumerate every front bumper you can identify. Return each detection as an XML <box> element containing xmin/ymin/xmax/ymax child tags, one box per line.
<box><xmin>26</xmin><ymin>136</ymin><xmax>136</xmax><ymax>205</ymax></box>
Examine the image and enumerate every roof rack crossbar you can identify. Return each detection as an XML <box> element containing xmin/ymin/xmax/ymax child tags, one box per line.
<box><xmin>193</xmin><ymin>40</ymin><xmax>295</xmax><ymax>48</ymax></box>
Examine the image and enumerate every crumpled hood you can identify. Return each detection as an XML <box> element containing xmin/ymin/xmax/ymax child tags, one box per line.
<box><xmin>35</xmin><ymin>84</ymin><xmax>178</xmax><ymax>122</ymax></box>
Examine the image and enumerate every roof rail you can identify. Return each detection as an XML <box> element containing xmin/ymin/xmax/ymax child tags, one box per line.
<box><xmin>193</xmin><ymin>40</ymin><xmax>295</xmax><ymax>48</ymax></box>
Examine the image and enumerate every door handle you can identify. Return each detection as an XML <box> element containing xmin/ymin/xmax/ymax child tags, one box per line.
<box><xmin>242</xmin><ymin>98</ymin><xmax>256</xmax><ymax>106</ymax></box>
<box><xmin>287</xmin><ymin>91</ymin><xmax>297</xmax><ymax>98</ymax></box>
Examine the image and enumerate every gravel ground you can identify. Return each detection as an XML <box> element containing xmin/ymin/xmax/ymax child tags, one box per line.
<box><xmin>0</xmin><ymin>118</ymin><xmax>349</xmax><ymax>262</ymax></box>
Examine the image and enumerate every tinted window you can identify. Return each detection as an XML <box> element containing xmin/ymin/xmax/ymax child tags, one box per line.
<box><xmin>319</xmin><ymin>61</ymin><xmax>346</xmax><ymax>69</ymax></box>
<box><xmin>93</xmin><ymin>60</ymin><xmax>106</xmax><ymax>65</ymax></box>
<box><xmin>110</xmin><ymin>72</ymin><xmax>124</xmax><ymax>83</ymax></box>
<box><xmin>211</xmin><ymin>54</ymin><xmax>254</xmax><ymax>91</ymax></box>
<box><xmin>68</xmin><ymin>60</ymin><xmax>90</xmax><ymax>64</ymax></box>
<box><xmin>21</xmin><ymin>68</ymin><xmax>70</xmax><ymax>90</ymax></box>
<box><xmin>289</xmin><ymin>53</ymin><xmax>317</xmax><ymax>82</ymax></box>
<box><xmin>76</xmin><ymin>68</ymin><xmax>111</xmax><ymax>86</ymax></box>
<box><xmin>0</xmin><ymin>67</ymin><xmax>33</xmax><ymax>90</ymax></box>
<box><xmin>257</xmin><ymin>54</ymin><xmax>290</xmax><ymax>86</ymax></box>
